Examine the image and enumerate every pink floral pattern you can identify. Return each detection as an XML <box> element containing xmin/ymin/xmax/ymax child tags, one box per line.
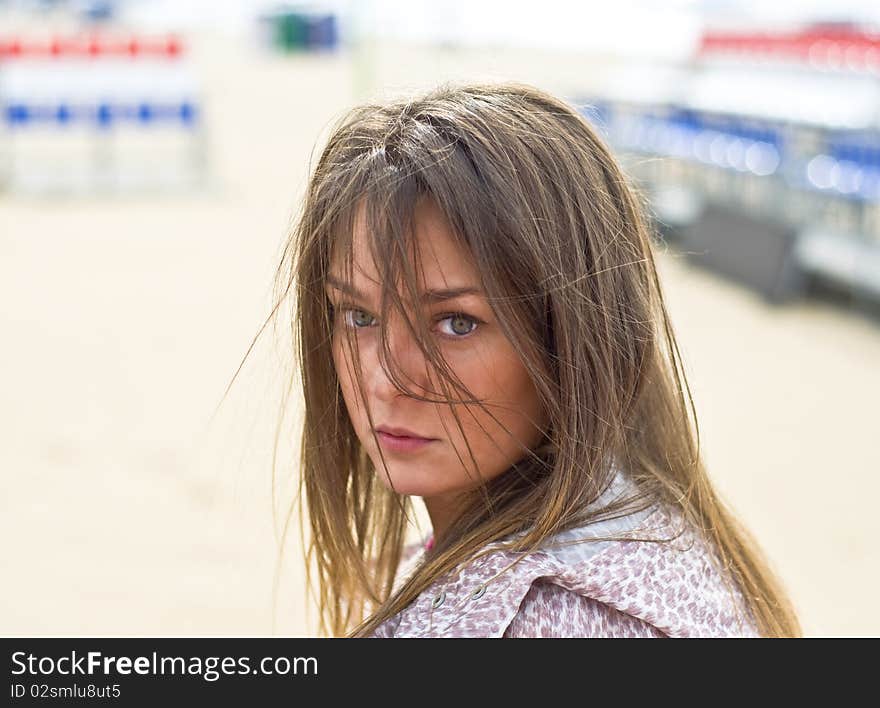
<box><xmin>369</xmin><ymin>501</ymin><xmax>759</xmax><ymax>638</ymax></box>
<box><xmin>503</xmin><ymin>581</ymin><xmax>667</xmax><ymax>638</ymax></box>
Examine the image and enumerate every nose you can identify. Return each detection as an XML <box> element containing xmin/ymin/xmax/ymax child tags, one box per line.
<box><xmin>367</xmin><ymin>313</ymin><xmax>431</xmax><ymax>402</ymax></box>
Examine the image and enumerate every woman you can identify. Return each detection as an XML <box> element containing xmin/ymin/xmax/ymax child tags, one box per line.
<box><xmin>266</xmin><ymin>81</ymin><xmax>800</xmax><ymax>637</ymax></box>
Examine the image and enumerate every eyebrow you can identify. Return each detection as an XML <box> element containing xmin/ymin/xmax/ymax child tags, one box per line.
<box><xmin>325</xmin><ymin>274</ymin><xmax>485</xmax><ymax>304</ymax></box>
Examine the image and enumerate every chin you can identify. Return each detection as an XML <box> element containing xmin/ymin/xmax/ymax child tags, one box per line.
<box><xmin>373</xmin><ymin>474</ymin><xmax>435</xmax><ymax>498</ymax></box>
<box><xmin>370</xmin><ymin>463</ymin><xmax>454</xmax><ymax>498</ymax></box>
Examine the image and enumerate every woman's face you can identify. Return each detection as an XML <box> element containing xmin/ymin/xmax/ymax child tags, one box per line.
<box><xmin>326</xmin><ymin>198</ymin><xmax>547</xmax><ymax>533</ymax></box>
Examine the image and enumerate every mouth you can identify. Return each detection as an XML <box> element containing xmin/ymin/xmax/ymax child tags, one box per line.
<box><xmin>375</xmin><ymin>430</ymin><xmax>435</xmax><ymax>453</ymax></box>
<box><xmin>375</xmin><ymin>426</ymin><xmax>433</xmax><ymax>441</ymax></box>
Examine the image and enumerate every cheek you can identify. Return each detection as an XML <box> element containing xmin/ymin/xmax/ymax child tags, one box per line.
<box><xmin>448</xmin><ymin>342</ymin><xmax>543</xmax><ymax>437</ymax></box>
<box><xmin>508</xmin><ymin>362</ymin><xmax>543</xmax><ymax>417</ymax></box>
<box><xmin>331</xmin><ymin>339</ymin><xmax>359</xmax><ymax>414</ymax></box>
<box><xmin>479</xmin><ymin>342</ymin><xmax>535</xmax><ymax>404</ymax></box>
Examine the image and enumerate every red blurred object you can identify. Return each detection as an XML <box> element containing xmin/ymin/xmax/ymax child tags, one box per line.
<box><xmin>0</xmin><ymin>34</ymin><xmax>186</xmax><ymax>60</ymax></box>
<box><xmin>697</xmin><ymin>26</ymin><xmax>880</xmax><ymax>70</ymax></box>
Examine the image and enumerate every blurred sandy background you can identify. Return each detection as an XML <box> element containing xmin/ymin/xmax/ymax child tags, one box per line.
<box><xmin>1</xmin><ymin>1</ymin><xmax>879</xmax><ymax>637</ymax></box>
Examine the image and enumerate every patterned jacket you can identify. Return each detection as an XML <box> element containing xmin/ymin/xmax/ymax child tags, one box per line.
<box><xmin>369</xmin><ymin>472</ymin><xmax>759</xmax><ymax>638</ymax></box>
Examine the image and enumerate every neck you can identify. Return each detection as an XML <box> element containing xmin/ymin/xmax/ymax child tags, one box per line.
<box><xmin>421</xmin><ymin>491</ymin><xmax>467</xmax><ymax>544</ymax></box>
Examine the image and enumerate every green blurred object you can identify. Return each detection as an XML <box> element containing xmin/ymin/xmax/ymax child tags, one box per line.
<box><xmin>275</xmin><ymin>12</ymin><xmax>308</xmax><ymax>52</ymax></box>
<box><xmin>260</xmin><ymin>6</ymin><xmax>339</xmax><ymax>53</ymax></box>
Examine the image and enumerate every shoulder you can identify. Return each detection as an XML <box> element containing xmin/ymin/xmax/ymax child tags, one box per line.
<box><xmin>503</xmin><ymin>580</ymin><xmax>666</xmax><ymax>638</ymax></box>
<box><xmin>385</xmin><ymin>502</ymin><xmax>758</xmax><ymax>638</ymax></box>
<box><xmin>522</xmin><ymin>502</ymin><xmax>760</xmax><ymax>638</ymax></box>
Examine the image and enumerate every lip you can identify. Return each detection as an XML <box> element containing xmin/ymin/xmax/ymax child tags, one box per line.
<box><xmin>376</xmin><ymin>425</ymin><xmax>431</xmax><ymax>439</ymax></box>
<box><xmin>375</xmin><ymin>428</ymin><xmax>435</xmax><ymax>453</ymax></box>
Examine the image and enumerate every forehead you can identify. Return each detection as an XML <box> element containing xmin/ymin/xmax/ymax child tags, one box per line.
<box><xmin>329</xmin><ymin>197</ymin><xmax>480</xmax><ymax>289</ymax></box>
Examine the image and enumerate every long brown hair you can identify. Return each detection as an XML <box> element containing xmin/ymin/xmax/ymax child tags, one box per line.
<box><xmin>258</xmin><ymin>80</ymin><xmax>800</xmax><ymax>637</ymax></box>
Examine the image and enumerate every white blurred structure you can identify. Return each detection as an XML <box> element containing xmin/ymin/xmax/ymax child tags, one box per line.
<box><xmin>0</xmin><ymin>31</ymin><xmax>206</xmax><ymax>195</ymax></box>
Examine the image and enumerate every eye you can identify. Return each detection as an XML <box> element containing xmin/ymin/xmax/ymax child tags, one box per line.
<box><xmin>332</xmin><ymin>304</ymin><xmax>481</xmax><ymax>339</ymax></box>
<box><xmin>436</xmin><ymin>313</ymin><xmax>479</xmax><ymax>338</ymax></box>
<box><xmin>334</xmin><ymin>307</ymin><xmax>375</xmax><ymax>329</ymax></box>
